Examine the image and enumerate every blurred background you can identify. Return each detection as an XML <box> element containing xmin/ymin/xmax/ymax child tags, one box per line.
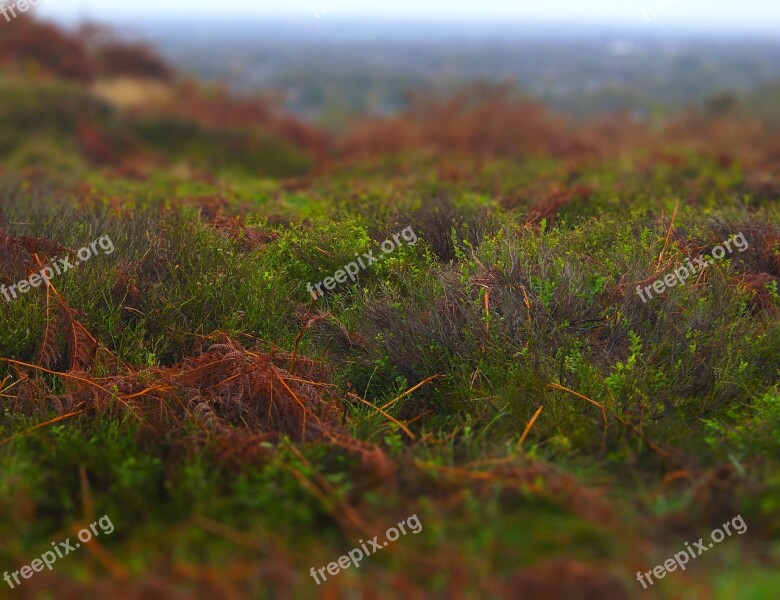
<box><xmin>31</xmin><ymin>0</ymin><xmax>780</xmax><ymax>127</ymax></box>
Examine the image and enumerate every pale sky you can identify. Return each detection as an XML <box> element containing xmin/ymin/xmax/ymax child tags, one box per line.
<box><xmin>34</xmin><ymin>0</ymin><xmax>780</xmax><ymax>33</ymax></box>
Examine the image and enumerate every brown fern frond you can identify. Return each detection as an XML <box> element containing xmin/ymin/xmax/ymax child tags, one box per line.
<box><xmin>59</xmin><ymin>297</ymin><xmax>119</xmax><ymax>374</ymax></box>
<box><xmin>37</xmin><ymin>280</ymin><xmax>63</xmax><ymax>370</ymax></box>
<box><xmin>68</xmin><ymin>316</ymin><xmax>100</xmax><ymax>372</ymax></box>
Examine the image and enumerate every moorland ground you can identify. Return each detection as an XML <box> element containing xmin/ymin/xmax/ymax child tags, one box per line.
<box><xmin>1</xmin><ymin>15</ymin><xmax>779</xmax><ymax>600</ymax></box>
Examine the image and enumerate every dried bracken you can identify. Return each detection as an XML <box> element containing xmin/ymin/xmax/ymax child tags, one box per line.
<box><xmin>0</xmin><ymin>227</ymin><xmax>71</xmax><ymax>280</ymax></box>
<box><xmin>7</xmin><ymin>303</ymin><xmax>393</xmax><ymax>481</ymax></box>
<box><xmin>38</xmin><ymin>294</ymin><xmax>116</xmax><ymax>373</ymax></box>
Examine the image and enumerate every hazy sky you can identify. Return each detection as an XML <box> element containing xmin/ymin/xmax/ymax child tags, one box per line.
<box><xmin>36</xmin><ymin>0</ymin><xmax>780</xmax><ymax>33</ymax></box>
